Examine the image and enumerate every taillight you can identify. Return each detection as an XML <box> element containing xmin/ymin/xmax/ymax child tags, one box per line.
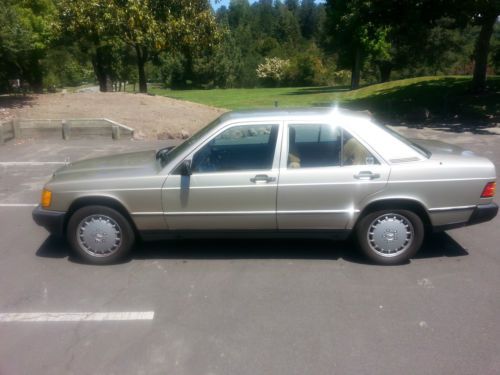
<box><xmin>481</xmin><ymin>182</ymin><xmax>496</xmax><ymax>198</ymax></box>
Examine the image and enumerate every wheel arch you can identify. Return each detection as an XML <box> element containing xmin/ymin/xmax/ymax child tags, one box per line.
<box><xmin>354</xmin><ymin>198</ymin><xmax>432</xmax><ymax>230</ymax></box>
<box><xmin>64</xmin><ymin>196</ymin><xmax>138</xmax><ymax>236</ymax></box>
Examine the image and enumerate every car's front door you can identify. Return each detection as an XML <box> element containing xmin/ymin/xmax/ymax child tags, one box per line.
<box><xmin>277</xmin><ymin>122</ymin><xmax>390</xmax><ymax>230</ymax></box>
<box><xmin>162</xmin><ymin>122</ymin><xmax>282</xmax><ymax>230</ymax></box>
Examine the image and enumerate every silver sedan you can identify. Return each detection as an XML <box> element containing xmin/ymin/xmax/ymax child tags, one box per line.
<box><xmin>33</xmin><ymin>108</ymin><xmax>498</xmax><ymax>265</ymax></box>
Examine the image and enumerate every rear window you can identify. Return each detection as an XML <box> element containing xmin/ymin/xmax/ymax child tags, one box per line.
<box><xmin>378</xmin><ymin>124</ymin><xmax>431</xmax><ymax>158</ymax></box>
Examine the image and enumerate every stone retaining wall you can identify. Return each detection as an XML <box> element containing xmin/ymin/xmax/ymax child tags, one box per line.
<box><xmin>0</xmin><ymin>118</ymin><xmax>134</xmax><ymax>144</ymax></box>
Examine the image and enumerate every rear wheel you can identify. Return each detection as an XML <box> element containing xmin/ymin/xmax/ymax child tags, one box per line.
<box><xmin>67</xmin><ymin>205</ymin><xmax>135</xmax><ymax>265</ymax></box>
<box><xmin>356</xmin><ymin>209</ymin><xmax>424</xmax><ymax>265</ymax></box>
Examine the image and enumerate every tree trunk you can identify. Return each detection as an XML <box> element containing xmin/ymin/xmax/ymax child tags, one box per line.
<box><xmin>96</xmin><ymin>73</ymin><xmax>107</xmax><ymax>92</ymax></box>
<box><xmin>379</xmin><ymin>62</ymin><xmax>392</xmax><ymax>83</ymax></box>
<box><xmin>29</xmin><ymin>75</ymin><xmax>43</xmax><ymax>93</ymax></box>
<box><xmin>92</xmin><ymin>48</ymin><xmax>109</xmax><ymax>92</ymax></box>
<box><xmin>351</xmin><ymin>47</ymin><xmax>361</xmax><ymax>90</ymax></box>
<box><xmin>135</xmin><ymin>45</ymin><xmax>148</xmax><ymax>93</ymax></box>
<box><xmin>31</xmin><ymin>63</ymin><xmax>44</xmax><ymax>93</ymax></box>
<box><xmin>23</xmin><ymin>57</ymin><xmax>44</xmax><ymax>93</ymax></box>
<box><xmin>471</xmin><ymin>11</ymin><xmax>497</xmax><ymax>92</ymax></box>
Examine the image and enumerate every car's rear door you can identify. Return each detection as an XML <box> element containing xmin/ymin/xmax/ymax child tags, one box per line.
<box><xmin>162</xmin><ymin>121</ymin><xmax>282</xmax><ymax>230</ymax></box>
<box><xmin>277</xmin><ymin>121</ymin><xmax>390</xmax><ymax>230</ymax></box>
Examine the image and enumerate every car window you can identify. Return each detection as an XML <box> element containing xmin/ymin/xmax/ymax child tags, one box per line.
<box><xmin>342</xmin><ymin>131</ymin><xmax>379</xmax><ymax>166</ymax></box>
<box><xmin>192</xmin><ymin>124</ymin><xmax>279</xmax><ymax>173</ymax></box>
<box><xmin>288</xmin><ymin>124</ymin><xmax>341</xmax><ymax>168</ymax></box>
<box><xmin>160</xmin><ymin>116</ymin><xmax>223</xmax><ymax>167</ymax></box>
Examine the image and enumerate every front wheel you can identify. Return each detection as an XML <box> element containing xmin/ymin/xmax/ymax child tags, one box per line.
<box><xmin>67</xmin><ymin>205</ymin><xmax>135</xmax><ymax>265</ymax></box>
<box><xmin>356</xmin><ymin>209</ymin><xmax>424</xmax><ymax>265</ymax></box>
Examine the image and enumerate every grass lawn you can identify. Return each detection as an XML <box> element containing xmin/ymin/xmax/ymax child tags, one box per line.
<box><xmin>151</xmin><ymin>76</ymin><xmax>500</xmax><ymax>125</ymax></box>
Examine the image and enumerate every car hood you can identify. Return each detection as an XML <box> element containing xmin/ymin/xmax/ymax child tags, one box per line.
<box><xmin>52</xmin><ymin>150</ymin><xmax>160</xmax><ymax>181</ymax></box>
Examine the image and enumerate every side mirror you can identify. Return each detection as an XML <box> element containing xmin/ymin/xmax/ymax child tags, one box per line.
<box><xmin>180</xmin><ymin>159</ymin><xmax>192</xmax><ymax>176</ymax></box>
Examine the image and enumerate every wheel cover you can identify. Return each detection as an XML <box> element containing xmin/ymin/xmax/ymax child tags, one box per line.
<box><xmin>77</xmin><ymin>214</ymin><xmax>122</xmax><ymax>257</ymax></box>
<box><xmin>367</xmin><ymin>213</ymin><xmax>414</xmax><ymax>258</ymax></box>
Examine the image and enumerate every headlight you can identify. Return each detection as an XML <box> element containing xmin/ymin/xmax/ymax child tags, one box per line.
<box><xmin>41</xmin><ymin>189</ymin><xmax>52</xmax><ymax>208</ymax></box>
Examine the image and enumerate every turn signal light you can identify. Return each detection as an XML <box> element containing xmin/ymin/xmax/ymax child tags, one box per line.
<box><xmin>481</xmin><ymin>182</ymin><xmax>496</xmax><ymax>198</ymax></box>
<box><xmin>41</xmin><ymin>189</ymin><xmax>52</xmax><ymax>208</ymax></box>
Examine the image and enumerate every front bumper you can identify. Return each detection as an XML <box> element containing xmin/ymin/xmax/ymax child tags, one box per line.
<box><xmin>433</xmin><ymin>203</ymin><xmax>498</xmax><ymax>231</ymax></box>
<box><xmin>32</xmin><ymin>205</ymin><xmax>66</xmax><ymax>236</ymax></box>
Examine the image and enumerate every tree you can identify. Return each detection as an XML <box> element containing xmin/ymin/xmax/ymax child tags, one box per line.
<box><xmin>58</xmin><ymin>0</ymin><xmax>121</xmax><ymax>91</ymax></box>
<box><xmin>285</xmin><ymin>0</ymin><xmax>299</xmax><ymax>13</ymax></box>
<box><xmin>299</xmin><ymin>0</ymin><xmax>319</xmax><ymax>39</ymax></box>
<box><xmin>324</xmin><ymin>0</ymin><xmax>392</xmax><ymax>89</ymax></box>
<box><xmin>362</xmin><ymin>0</ymin><xmax>500</xmax><ymax>91</ymax></box>
<box><xmin>274</xmin><ymin>3</ymin><xmax>302</xmax><ymax>47</ymax></box>
<box><xmin>467</xmin><ymin>0</ymin><xmax>499</xmax><ymax>91</ymax></box>
<box><xmin>59</xmin><ymin>0</ymin><xmax>219</xmax><ymax>93</ymax></box>
<box><xmin>0</xmin><ymin>0</ymin><xmax>56</xmax><ymax>92</ymax></box>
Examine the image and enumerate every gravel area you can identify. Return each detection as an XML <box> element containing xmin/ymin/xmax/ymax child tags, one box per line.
<box><xmin>0</xmin><ymin>92</ymin><xmax>225</xmax><ymax>140</ymax></box>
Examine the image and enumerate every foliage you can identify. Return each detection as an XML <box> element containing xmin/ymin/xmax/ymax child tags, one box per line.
<box><xmin>323</xmin><ymin>0</ymin><xmax>500</xmax><ymax>91</ymax></box>
<box><xmin>256</xmin><ymin>57</ymin><xmax>291</xmax><ymax>86</ymax></box>
<box><xmin>1</xmin><ymin>0</ymin><xmax>498</xmax><ymax>94</ymax></box>
<box><xmin>57</xmin><ymin>0</ymin><xmax>219</xmax><ymax>92</ymax></box>
<box><xmin>210</xmin><ymin>0</ymin><xmax>328</xmax><ymax>88</ymax></box>
<box><xmin>0</xmin><ymin>0</ymin><xmax>57</xmax><ymax>91</ymax></box>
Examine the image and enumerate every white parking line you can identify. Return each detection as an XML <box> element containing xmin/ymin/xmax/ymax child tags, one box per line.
<box><xmin>0</xmin><ymin>162</ymin><xmax>66</xmax><ymax>166</ymax></box>
<box><xmin>0</xmin><ymin>203</ymin><xmax>38</xmax><ymax>207</ymax></box>
<box><xmin>0</xmin><ymin>311</ymin><xmax>155</xmax><ymax>322</ymax></box>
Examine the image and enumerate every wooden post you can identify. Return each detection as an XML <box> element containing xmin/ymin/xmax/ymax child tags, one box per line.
<box><xmin>13</xmin><ymin>119</ymin><xmax>20</xmax><ymax>139</ymax></box>
<box><xmin>112</xmin><ymin>125</ymin><xmax>120</xmax><ymax>140</ymax></box>
<box><xmin>62</xmin><ymin>120</ymin><xmax>70</xmax><ymax>140</ymax></box>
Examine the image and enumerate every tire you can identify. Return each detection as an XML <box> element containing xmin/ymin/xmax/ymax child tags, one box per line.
<box><xmin>67</xmin><ymin>205</ymin><xmax>135</xmax><ymax>265</ymax></box>
<box><xmin>356</xmin><ymin>209</ymin><xmax>424</xmax><ymax>265</ymax></box>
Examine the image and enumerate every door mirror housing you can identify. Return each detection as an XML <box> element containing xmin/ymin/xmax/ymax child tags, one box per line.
<box><xmin>180</xmin><ymin>159</ymin><xmax>192</xmax><ymax>176</ymax></box>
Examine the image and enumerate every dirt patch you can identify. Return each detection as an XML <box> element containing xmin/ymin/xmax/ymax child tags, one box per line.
<box><xmin>0</xmin><ymin>92</ymin><xmax>226</xmax><ymax>140</ymax></box>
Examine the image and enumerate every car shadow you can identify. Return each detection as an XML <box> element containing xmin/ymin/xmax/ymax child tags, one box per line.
<box><xmin>36</xmin><ymin>232</ymin><xmax>468</xmax><ymax>265</ymax></box>
<box><xmin>415</xmin><ymin>232</ymin><xmax>469</xmax><ymax>259</ymax></box>
<box><xmin>35</xmin><ymin>235</ymin><xmax>68</xmax><ymax>259</ymax></box>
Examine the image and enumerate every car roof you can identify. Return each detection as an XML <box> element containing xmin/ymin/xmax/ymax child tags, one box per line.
<box><xmin>218</xmin><ymin>106</ymin><xmax>372</xmax><ymax>123</ymax></box>
<box><xmin>217</xmin><ymin>107</ymin><xmax>426</xmax><ymax>163</ymax></box>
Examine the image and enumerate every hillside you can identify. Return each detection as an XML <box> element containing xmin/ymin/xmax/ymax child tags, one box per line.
<box><xmin>154</xmin><ymin>76</ymin><xmax>500</xmax><ymax>128</ymax></box>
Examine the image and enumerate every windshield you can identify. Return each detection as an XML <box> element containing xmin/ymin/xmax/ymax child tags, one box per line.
<box><xmin>160</xmin><ymin>116</ymin><xmax>223</xmax><ymax>167</ymax></box>
<box><xmin>378</xmin><ymin>123</ymin><xmax>431</xmax><ymax>158</ymax></box>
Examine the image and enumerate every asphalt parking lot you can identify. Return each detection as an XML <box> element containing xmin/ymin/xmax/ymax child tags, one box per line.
<box><xmin>0</xmin><ymin>132</ymin><xmax>499</xmax><ymax>375</ymax></box>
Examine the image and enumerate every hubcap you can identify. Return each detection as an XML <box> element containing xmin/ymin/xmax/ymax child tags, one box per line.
<box><xmin>367</xmin><ymin>213</ymin><xmax>414</xmax><ymax>257</ymax></box>
<box><xmin>77</xmin><ymin>215</ymin><xmax>122</xmax><ymax>257</ymax></box>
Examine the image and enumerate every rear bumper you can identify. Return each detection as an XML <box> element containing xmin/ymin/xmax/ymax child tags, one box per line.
<box><xmin>467</xmin><ymin>203</ymin><xmax>498</xmax><ymax>225</ymax></box>
<box><xmin>433</xmin><ymin>203</ymin><xmax>498</xmax><ymax>231</ymax></box>
<box><xmin>32</xmin><ymin>205</ymin><xmax>66</xmax><ymax>236</ymax></box>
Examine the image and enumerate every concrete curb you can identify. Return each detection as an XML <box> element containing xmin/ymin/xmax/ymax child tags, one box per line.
<box><xmin>0</xmin><ymin>118</ymin><xmax>134</xmax><ymax>144</ymax></box>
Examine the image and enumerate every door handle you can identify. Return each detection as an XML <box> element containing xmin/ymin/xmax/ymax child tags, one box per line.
<box><xmin>250</xmin><ymin>174</ymin><xmax>276</xmax><ymax>183</ymax></box>
<box><xmin>354</xmin><ymin>171</ymin><xmax>380</xmax><ymax>180</ymax></box>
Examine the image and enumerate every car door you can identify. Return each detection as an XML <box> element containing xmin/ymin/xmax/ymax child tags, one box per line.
<box><xmin>277</xmin><ymin>122</ymin><xmax>390</xmax><ymax>230</ymax></box>
<box><xmin>162</xmin><ymin>121</ymin><xmax>282</xmax><ymax>230</ymax></box>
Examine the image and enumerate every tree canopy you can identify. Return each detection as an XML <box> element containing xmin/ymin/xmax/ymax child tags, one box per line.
<box><xmin>0</xmin><ymin>0</ymin><xmax>498</xmax><ymax>93</ymax></box>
